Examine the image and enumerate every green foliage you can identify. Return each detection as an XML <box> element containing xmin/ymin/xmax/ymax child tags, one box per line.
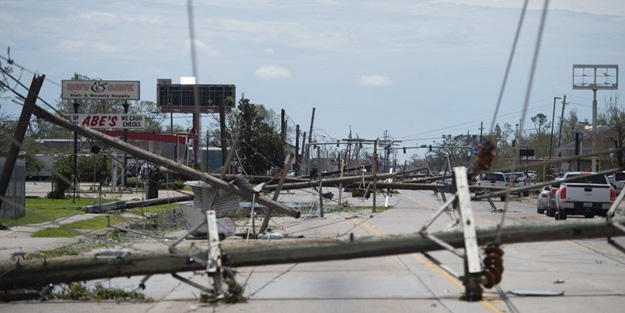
<box><xmin>48</xmin><ymin>155</ymin><xmax>73</xmax><ymax>199</ymax></box>
<box><xmin>77</xmin><ymin>154</ymin><xmax>110</xmax><ymax>182</ymax></box>
<box><xmin>51</xmin><ymin>282</ymin><xmax>151</xmax><ymax>302</ymax></box>
<box><xmin>125</xmin><ymin>177</ymin><xmax>141</xmax><ymax>188</ymax></box>
<box><xmin>28</xmin><ymin>229</ymin><xmax>132</xmax><ymax>259</ymax></box>
<box><xmin>230</xmin><ymin>98</ymin><xmax>286</xmax><ymax>175</ymax></box>
<box><xmin>159</xmin><ymin>180</ymin><xmax>185</xmax><ymax>190</ymax></box>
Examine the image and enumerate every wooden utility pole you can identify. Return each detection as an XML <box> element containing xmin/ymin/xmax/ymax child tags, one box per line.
<box><xmin>0</xmin><ymin>75</ymin><xmax>44</xmax><ymax>210</ymax></box>
<box><xmin>304</xmin><ymin>108</ymin><xmax>315</xmax><ymax>174</ymax></box>
<box><xmin>295</xmin><ymin>124</ymin><xmax>300</xmax><ymax>173</ymax></box>
<box><xmin>2</xmin><ymin>216</ymin><xmax>625</xmax><ymax>290</ymax></box>
<box><xmin>299</xmin><ymin>132</ymin><xmax>306</xmax><ymax>176</ymax></box>
<box><xmin>372</xmin><ymin>139</ymin><xmax>378</xmax><ymax>213</ymax></box>
<box><xmin>259</xmin><ymin>152</ymin><xmax>295</xmax><ymax>234</ymax></box>
<box><xmin>281</xmin><ymin>109</ymin><xmax>286</xmax><ymax>142</ymax></box>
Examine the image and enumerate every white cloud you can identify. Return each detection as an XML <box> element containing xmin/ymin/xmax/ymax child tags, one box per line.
<box><xmin>360</xmin><ymin>74</ymin><xmax>392</xmax><ymax>87</ymax></box>
<box><xmin>264</xmin><ymin>47</ymin><xmax>275</xmax><ymax>55</ymax></box>
<box><xmin>255</xmin><ymin>65</ymin><xmax>292</xmax><ymax>80</ymax></box>
<box><xmin>53</xmin><ymin>40</ymin><xmax>118</xmax><ymax>53</ymax></box>
<box><xmin>184</xmin><ymin>39</ymin><xmax>221</xmax><ymax>57</ymax></box>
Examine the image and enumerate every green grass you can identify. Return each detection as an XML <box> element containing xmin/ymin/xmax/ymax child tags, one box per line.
<box><xmin>29</xmin><ymin>215</ymin><xmax>129</xmax><ymax>237</ymax></box>
<box><xmin>65</xmin><ymin>215</ymin><xmax>130</xmax><ymax>230</ymax></box>
<box><xmin>128</xmin><ymin>203</ymin><xmax>179</xmax><ymax>216</ymax></box>
<box><xmin>1</xmin><ymin>198</ymin><xmax>95</xmax><ymax>226</ymax></box>
<box><xmin>31</xmin><ymin>227</ymin><xmax>81</xmax><ymax>238</ymax></box>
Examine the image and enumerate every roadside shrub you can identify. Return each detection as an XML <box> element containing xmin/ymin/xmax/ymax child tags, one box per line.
<box><xmin>48</xmin><ymin>155</ymin><xmax>73</xmax><ymax>199</ymax></box>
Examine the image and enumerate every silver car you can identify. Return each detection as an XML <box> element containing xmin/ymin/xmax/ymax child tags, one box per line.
<box><xmin>537</xmin><ymin>185</ymin><xmax>551</xmax><ymax>214</ymax></box>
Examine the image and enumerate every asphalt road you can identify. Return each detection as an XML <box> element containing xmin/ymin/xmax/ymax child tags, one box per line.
<box><xmin>2</xmin><ymin>188</ymin><xmax>625</xmax><ymax>313</ymax></box>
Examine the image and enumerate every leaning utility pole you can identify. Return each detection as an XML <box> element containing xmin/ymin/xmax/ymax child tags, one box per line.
<box><xmin>304</xmin><ymin>107</ymin><xmax>315</xmax><ymax>174</ymax></box>
<box><xmin>0</xmin><ymin>74</ymin><xmax>44</xmax><ymax>210</ymax></box>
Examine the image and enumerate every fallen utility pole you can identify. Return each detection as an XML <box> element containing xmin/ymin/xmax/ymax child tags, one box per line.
<box><xmin>0</xmin><ymin>75</ymin><xmax>44</xmax><ymax>210</ymax></box>
<box><xmin>84</xmin><ymin>194</ymin><xmax>195</xmax><ymax>213</ymax></box>
<box><xmin>2</xmin><ymin>216</ymin><xmax>624</xmax><ymax>290</ymax></box>
<box><xmin>263</xmin><ymin>172</ymin><xmax>398</xmax><ymax>191</ymax></box>
<box><xmin>30</xmin><ymin>105</ymin><xmax>300</xmax><ymax>219</ymax></box>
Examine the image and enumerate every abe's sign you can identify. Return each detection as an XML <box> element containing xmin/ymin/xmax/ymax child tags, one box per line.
<box><xmin>68</xmin><ymin>114</ymin><xmax>145</xmax><ymax>129</ymax></box>
<box><xmin>62</xmin><ymin>80</ymin><xmax>140</xmax><ymax>100</ymax></box>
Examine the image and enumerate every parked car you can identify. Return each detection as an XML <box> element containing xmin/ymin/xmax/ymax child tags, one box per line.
<box><xmin>554</xmin><ymin>171</ymin><xmax>615</xmax><ymax>220</ymax></box>
<box><xmin>537</xmin><ymin>185</ymin><xmax>551</xmax><ymax>214</ymax></box>
<box><xmin>608</xmin><ymin>171</ymin><xmax>625</xmax><ymax>194</ymax></box>
<box><xmin>504</xmin><ymin>172</ymin><xmax>529</xmax><ymax>197</ymax></box>
<box><xmin>546</xmin><ymin>179</ymin><xmax>561</xmax><ymax>217</ymax></box>
<box><xmin>475</xmin><ymin>172</ymin><xmax>508</xmax><ymax>201</ymax></box>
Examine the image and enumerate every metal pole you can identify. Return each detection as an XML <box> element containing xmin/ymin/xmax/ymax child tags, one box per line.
<box><xmin>372</xmin><ymin>139</ymin><xmax>378</xmax><ymax>213</ymax></box>
<box><xmin>592</xmin><ymin>88</ymin><xmax>598</xmax><ymax>172</ymax></box>
<box><xmin>73</xmin><ymin>100</ymin><xmax>79</xmax><ymax>202</ymax></box>
<box><xmin>122</xmin><ymin>101</ymin><xmax>129</xmax><ymax>188</ymax></box>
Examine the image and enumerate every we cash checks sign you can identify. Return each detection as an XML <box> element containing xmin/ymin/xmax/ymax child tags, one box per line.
<box><xmin>62</xmin><ymin>80</ymin><xmax>140</xmax><ymax>100</ymax></box>
<box><xmin>68</xmin><ymin>114</ymin><xmax>145</xmax><ymax>129</ymax></box>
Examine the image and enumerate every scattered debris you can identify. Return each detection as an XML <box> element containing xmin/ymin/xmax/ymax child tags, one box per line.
<box><xmin>51</xmin><ymin>282</ymin><xmax>152</xmax><ymax>302</ymax></box>
<box><xmin>508</xmin><ymin>290</ymin><xmax>564</xmax><ymax>297</ymax></box>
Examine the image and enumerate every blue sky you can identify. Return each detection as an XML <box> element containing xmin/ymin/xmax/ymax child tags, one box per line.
<box><xmin>1</xmin><ymin>0</ymin><xmax>624</xmax><ymax>160</ymax></box>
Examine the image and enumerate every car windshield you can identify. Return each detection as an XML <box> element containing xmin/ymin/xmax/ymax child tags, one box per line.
<box><xmin>614</xmin><ymin>172</ymin><xmax>625</xmax><ymax>181</ymax></box>
<box><xmin>484</xmin><ymin>173</ymin><xmax>504</xmax><ymax>181</ymax></box>
<box><xmin>566</xmin><ymin>173</ymin><xmax>607</xmax><ymax>184</ymax></box>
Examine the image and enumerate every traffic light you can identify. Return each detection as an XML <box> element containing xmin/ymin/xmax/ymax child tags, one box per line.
<box><xmin>429</xmin><ymin>145</ymin><xmax>432</xmax><ymax>152</ymax></box>
<box><xmin>511</xmin><ymin>139</ymin><xmax>516</xmax><ymax>147</ymax></box>
<box><xmin>336</xmin><ymin>140</ymin><xmax>340</xmax><ymax>147</ymax></box>
<box><xmin>403</xmin><ymin>147</ymin><xmax>406</xmax><ymax>154</ymax></box>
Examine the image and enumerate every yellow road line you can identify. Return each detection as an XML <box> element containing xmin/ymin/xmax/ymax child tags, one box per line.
<box><xmin>399</xmin><ymin>190</ymin><xmax>439</xmax><ymax>211</ymax></box>
<box><xmin>356</xmin><ymin>218</ymin><xmax>505</xmax><ymax>313</ymax></box>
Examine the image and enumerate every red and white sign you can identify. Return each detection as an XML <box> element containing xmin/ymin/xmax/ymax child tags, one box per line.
<box><xmin>68</xmin><ymin>114</ymin><xmax>145</xmax><ymax>129</ymax></box>
<box><xmin>62</xmin><ymin>80</ymin><xmax>140</xmax><ymax>100</ymax></box>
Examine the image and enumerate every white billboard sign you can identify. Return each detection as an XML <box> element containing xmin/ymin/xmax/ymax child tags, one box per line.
<box><xmin>62</xmin><ymin>80</ymin><xmax>140</xmax><ymax>100</ymax></box>
<box><xmin>68</xmin><ymin>114</ymin><xmax>145</xmax><ymax>129</ymax></box>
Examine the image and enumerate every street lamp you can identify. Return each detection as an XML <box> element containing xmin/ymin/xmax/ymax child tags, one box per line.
<box><xmin>548</xmin><ymin>97</ymin><xmax>561</xmax><ymax>161</ymax></box>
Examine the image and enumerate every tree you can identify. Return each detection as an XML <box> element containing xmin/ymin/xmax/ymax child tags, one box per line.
<box><xmin>229</xmin><ymin>98</ymin><xmax>285</xmax><ymax>175</ymax></box>
<box><xmin>531</xmin><ymin>113</ymin><xmax>550</xmax><ymax>134</ymax></box>
<box><xmin>559</xmin><ymin>109</ymin><xmax>581</xmax><ymax>147</ymax></box>
<box><xmin>598</xmin><ymin>95</ymin><xmax>625</xmax><ymax>167</ymax></box>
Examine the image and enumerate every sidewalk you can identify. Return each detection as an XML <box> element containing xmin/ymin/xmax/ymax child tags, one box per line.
<box><xmin>1</xmin><ymin>182</ymin><xmax>191</xmax><ymax>260</ymax></box>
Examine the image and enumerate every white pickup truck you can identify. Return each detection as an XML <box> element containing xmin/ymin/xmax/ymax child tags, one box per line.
<box><xmin>554</xmin><ymin>171</ymin><xmax>615</xmax><ymax>220</ymax></box>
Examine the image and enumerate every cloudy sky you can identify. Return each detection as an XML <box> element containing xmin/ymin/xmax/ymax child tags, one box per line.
<box><xmin>1</xmin><ymin>0</ymin><xmax>624</xmax><ymax>159</ymax></box>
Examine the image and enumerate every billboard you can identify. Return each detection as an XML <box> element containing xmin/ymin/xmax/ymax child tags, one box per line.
<box><xmin>572</xmin><ymin>64</ymin><xmax>618</xmax><ymax>90</ymax></box>
<box><xmin>67</xmin><ymin>114</ymin><xmax>145</xmax><ymax>129</ymax></box>
<box><xmin>62</xmin><ymin>80</ymin><xmax>140</xmax><ymax>100</ymax></box>
<box><xmin>156</xmin><ymin>82</ymin><xmax>236</xmax><ymax>113</ymax></box>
